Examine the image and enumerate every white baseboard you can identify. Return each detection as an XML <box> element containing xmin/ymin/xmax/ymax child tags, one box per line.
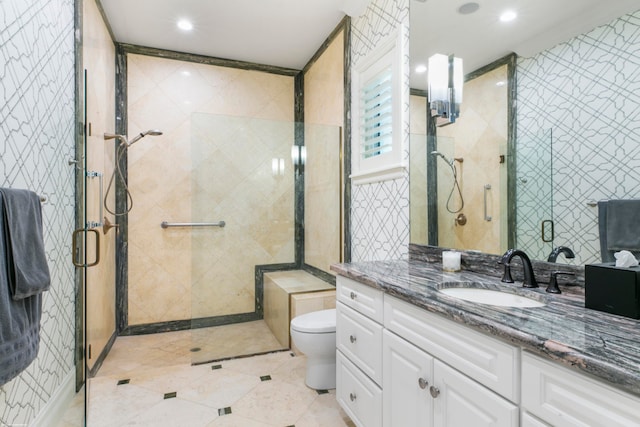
<box><xmin>32</xmin><ymin>370</ymin><xmax>78</xmax><ymax>427</ymax></box>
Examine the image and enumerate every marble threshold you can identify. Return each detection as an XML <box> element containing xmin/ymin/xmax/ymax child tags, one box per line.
<box><xmin>330</xmin><ymin>257</ymin><xmax>640</xmax><ymax>398</ymax></box>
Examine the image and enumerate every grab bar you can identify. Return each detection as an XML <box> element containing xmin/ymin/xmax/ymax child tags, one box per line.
<box><xmin>484</xmin><ymin>184</ymin><xmax>492</xmax><ymax>221</ymax></box>
<box><xmin>161</xmin><ymin>221</ymin><xmax>226</xmax><ymax>229</ymax></box>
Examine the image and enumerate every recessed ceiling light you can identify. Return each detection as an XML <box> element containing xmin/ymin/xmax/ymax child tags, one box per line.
<box><xmin>415</xmin><ymin>64</ymin><xmax>427</xmax><ymax>73</ymax></box>
<box><xmin>458</xmin><ymin>2</ymin><xmax>480</xmax><ymax>15</ymax></box>
<box><xmin>177</xmin><ymin>19</ymin><xmax>193</xmax><ymax>31</ymax></box>
<box><xmin>499</xmin><ymin>10</ymin><xmax>517</xmax><ymax>22</ymax></box>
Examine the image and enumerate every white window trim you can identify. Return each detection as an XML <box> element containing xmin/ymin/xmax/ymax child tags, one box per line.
<box><xmin>351</xmin><ymin>28</ymin><xmax>407</xmax><ymax>185</ymax></box>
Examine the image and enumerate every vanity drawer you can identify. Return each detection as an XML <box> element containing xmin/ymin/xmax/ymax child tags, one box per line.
<box><xmin>337</xmin><ymin>275</ymin><xmax>383</xmax><ymax>323</ymax></box>
<box><xmin>336</xmin><ymin>350</ymin><xmax>382</xmax><ymax>427</ymax></box>
<box><xmin>522</xmin><ymin>352</ymin><xmax>640</xmax><ymax>427</ymax></box>
<box><xmin>337</xmin><ymin>301</ymin><xmax>383</xmax><ymax>385</ymax></box>
<box><xmin>384</xmin><ymin>294</ymin><xmax>519</xmax><ymax>403</ymax></box>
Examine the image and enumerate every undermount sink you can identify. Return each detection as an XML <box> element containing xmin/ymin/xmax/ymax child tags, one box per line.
<box><xmin>439</xmin><ymin>284</ymin><xmax>546</xmax><ymax>308</ymax></box>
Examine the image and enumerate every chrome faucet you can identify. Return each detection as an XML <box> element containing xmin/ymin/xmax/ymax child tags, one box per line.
<box><xmin>500</xmin><ymin>249</ymin><xmax>538</xmax><ymax>288</ymax></box>
<box><xmin>547</xmin><ymin>246</ymin><xmax>575</xmax><ymax>263</ymax></box>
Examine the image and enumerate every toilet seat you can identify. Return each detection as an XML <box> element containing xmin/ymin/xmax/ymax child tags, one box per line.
<box><xmin>290</xmin><ymin>308</ymin><xmax>336</xmax><ymax>333</ymax></box>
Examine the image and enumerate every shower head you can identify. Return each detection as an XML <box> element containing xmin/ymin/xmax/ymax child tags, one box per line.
<box><xmin>126</xmin><ymin>129</ymin><xmax>163</xmax><ymax>147</ymax></box>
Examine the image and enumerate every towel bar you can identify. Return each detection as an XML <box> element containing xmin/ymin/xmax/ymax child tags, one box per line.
<box><xmin>160</xmin><ymin>221</ymin><xmax>226</xmax><ymax>229</ymax></box>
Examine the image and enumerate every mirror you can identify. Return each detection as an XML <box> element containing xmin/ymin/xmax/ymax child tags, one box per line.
<box><xmin>409</xmin><ymin>0</ymin><xmax>640</xmax><ymax>265</ymax></box>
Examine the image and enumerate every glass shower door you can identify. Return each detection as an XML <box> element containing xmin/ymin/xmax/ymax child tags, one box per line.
<box><xmin>188</xmin><ymin>114</ymin><xmax>295</xmax><ymax>364</ymax></box>
<box><xmin>515</xmin><ymin>128</ymin><xmax>554</xmax><ymax>260</ymax></box>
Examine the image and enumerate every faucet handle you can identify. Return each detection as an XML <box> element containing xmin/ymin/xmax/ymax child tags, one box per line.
<box><xmin>546</xmin><ymin>271</ymin><xmax>575</xmax><ymax>294</ymax></box>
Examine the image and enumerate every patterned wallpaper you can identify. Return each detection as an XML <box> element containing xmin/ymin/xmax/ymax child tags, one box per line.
<box><xmin>350</xmin><ymin>0</ymin><xmax>411</xmax><ymax>262</ymax></box>
<box><xmin>0</xmin><ymin>0</ymin><xmax>76</xmax><ymax>424</ymax></box>
<box><xmin>517</xmin><ymin>9</ymin><xmax>640</xmax><ymax>265</ymax></box>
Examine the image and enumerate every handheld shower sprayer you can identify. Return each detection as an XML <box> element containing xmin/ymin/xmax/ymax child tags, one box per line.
<box><xmin>127</xmin><ymin>129</ymin><xmax>163</xmax><ymax>146</ymax></box>
<box><xmin>431</xmin><ymin>150</ymin><xmax>465</xmax><ymax>213</ymax></box>
<box><xmin>102</xmin><ymin>129</ymin><xmax>163</xmax><ymax>217</ymax></box>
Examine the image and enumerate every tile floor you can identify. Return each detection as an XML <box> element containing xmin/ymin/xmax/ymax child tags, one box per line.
<box><xmin>58</xmin><ymin>322</ymin><xmax>353</xmax><ymax>427</ymax></box>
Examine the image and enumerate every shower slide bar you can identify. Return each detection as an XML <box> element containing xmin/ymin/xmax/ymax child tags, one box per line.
<box><xmin>161</xmin><ymin>220</ymin><xmax>226</xmax><ymax>229</ymax></box>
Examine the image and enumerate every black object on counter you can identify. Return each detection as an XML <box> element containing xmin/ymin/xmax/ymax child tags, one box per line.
<box><xmin>585</xmin><ymin>263</ymin><xmax>640</xmax><ymax>319</ymax></box>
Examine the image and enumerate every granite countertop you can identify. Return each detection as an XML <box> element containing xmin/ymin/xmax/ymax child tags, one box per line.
<box><xmin>331</xmin><ymin>259</ymin><xmax>640</xmax><ymax>398</ymax></box>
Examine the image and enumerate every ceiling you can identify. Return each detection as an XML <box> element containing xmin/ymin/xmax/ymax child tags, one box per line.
<box><xmin>411</xmin><ymin>0</ymin><xmax>640</xmax><ymax>89</ymax></box>
<box><xmin>99</xmin><ymin>0</ymin><xmax>639</xmax><ymax>81</ymax></box>
<box><xmin>99</xmin><ymin>0</ymin><xmax>351</xmax><ymax>70</ymax></box>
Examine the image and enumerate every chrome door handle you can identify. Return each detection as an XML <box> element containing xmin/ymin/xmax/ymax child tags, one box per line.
<box><xmin>484</xmin><ymin>184</ymin><xmax>492</xmax><ymax>221</ymax></box>
<box><xmin>418</xmin><ymin>378</ymin><xmax>429</xmax><ymax>389</ymax></box>
<box><xmin>429</xmin><ymin>386</ymin><xmax>440</xmax><ymax>398</ymax></box>
<box><xmin>72</xmin><ymin>228</ymin><xmax>100</xmax><ymax>267</ymax></box>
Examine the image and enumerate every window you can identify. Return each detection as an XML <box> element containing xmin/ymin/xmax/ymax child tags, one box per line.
<box><xmin>351</xmin><ymin>29</ymin><xmax>406</xmax><ymax>185</ymax></box>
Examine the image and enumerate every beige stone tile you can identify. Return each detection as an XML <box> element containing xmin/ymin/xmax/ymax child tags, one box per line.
<box><xmin>177</xmin><ymin>368</ymin><xmax>260</xmax><ymax>409</ymax></box>
<box><xmin>294</xmin><ymin>393</ymin><xmax>353</xmax><ymax>427</ymax></box>
<box><xmin>206</xmin><ymin>414</ymin><xmax>274</xmax><ymax>427</ymax></box>
<box><xmin>231</xmin><ymin>378</ymin><xmax>318</xmax><ymax>426</ymax></box>
<box><xmin>221</xmin><ymin>351</ymin><xmax>294</xmax><ymax>377</ymax></box>
<box><xmin>87</xmin><ymin>381</ymin><xmax>162</xmax><ymax>427</ymax></box>
<box><xmin>123</xmin><ymin>396</ymin><xmax>219</xmax><ymax>426</ymax></box>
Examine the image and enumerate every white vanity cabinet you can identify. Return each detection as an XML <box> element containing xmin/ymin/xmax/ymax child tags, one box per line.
<box><xmin>336</xmin><ymin>276</ymin><xmax>384</xmax><ymax>427</ymax></box>
<box><xmin>383</xmin><ymin>295</ymin><xmax>519</xmax><ymax>427</ymax></box>
<box><xmin>335</xmin><ymin>275</ymin><xmax>640</xmax><ymax>427</ymax></box>
<box><xmin>522</xmin><ymin>352</ymin><xmax>640</xmax><ymax>427</ymax></box>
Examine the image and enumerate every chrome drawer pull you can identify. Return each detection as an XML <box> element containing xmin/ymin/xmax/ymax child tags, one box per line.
<box><xmin>350</xmin><ymin>291</ymin><xmax>357</xmax><ymax>300</ymax></box>
<box><xmin>429</xmin><ymin>386</ymin><xmax>440</xmax><ymax>398</ymax></box>
<box><xmin>349</xmin><ymin>335</ymin><xmax>357</xmax><ymax>344</ymax></box>
<box><xmin>418</xmin><ymin>378</ymin><xmax>429</xmax><ymax>389</ymax></box>
<box><xmin>350</xmin><ymin>392</ymin><xmax>357</xmax><ymax>402</ymax></box>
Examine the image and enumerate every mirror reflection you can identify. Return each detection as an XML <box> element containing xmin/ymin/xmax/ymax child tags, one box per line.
<box><xmin>409</xmin><ymin>0</ymin><xmax>640</xmax><ymax>265</ymax></box>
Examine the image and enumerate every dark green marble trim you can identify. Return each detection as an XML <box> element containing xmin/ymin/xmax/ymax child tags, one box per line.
<box><xmin>254</xmin><ymin>263</ymin><xmax>299</xmax><ymax>317</ymax></box>
<box><xmin>342</xmin><ymin>17</ymin><xmax>352</xmax><ymax>263</ymax></box>
<box><xmin>302</xmin><ymin>263</ymin><xmax>337</xmax><ymax>286</ymax></box>
<box><xmin>302</xmin><ymin>16</ymin><xmax>350</xmax><ymax>74</ymax></box>
<box><xmin>426</xmin><ymin>98</ymin><xmax>438</xmax><ymax>246</ymax></box>
<box><xmin>117</xmin><ymin>43</ymin><xmax>300</xmax><ymax>76</ymax></box>
<box><xmin>295</xmin><ymin>74</ymin><xmax>305</xmax><ymax>267</ymax></box>
<box><xmin>115</xmin><ymin>46</ymin><xmax>129</xmax><ymax>334</ymax></box>
<box><xmin>88</xmin><ymin>331</ymin><xmax>117</xmax><ymax>378</ymax></box>
<box><xmin>121</xmin><ymin>312</ymin><xmax>262</xmax><ymax>336</ymax></box>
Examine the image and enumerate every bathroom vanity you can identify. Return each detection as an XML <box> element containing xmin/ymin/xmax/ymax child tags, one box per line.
<box><xmin>332</xmin><ymin>257</ymin><xmax>640</xmax><ymax>427</ymax></box>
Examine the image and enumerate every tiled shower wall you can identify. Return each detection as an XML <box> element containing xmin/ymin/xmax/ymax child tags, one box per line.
<box><xmin>126</xmin><ymin>54</ymin><xmax>295</xmax><ymax>325</ymax></box>
<box><xmin>0</xmin><ymin>0</ymin><xmax>76</xmax><ymax>425</ymax></box>
<box><xmin>517</xmin><ymin>9</ymin><xmax>640</xmax><ymax>265</ymax></box>
<box><xmin>350</xmin><ymin>0</ymin><xmax>411</xmax><ymax>262</ymax></box>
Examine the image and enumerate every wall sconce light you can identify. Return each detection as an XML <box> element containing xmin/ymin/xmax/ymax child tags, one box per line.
<box><xmin>428</xmin><ymin>53</ymin><xmax>463</xmax><ymax>126</ymax></box>
<box><xmin>272</xmin><ymin>158</ymin><xmax>285</xmax><ymax>176</ymax></box>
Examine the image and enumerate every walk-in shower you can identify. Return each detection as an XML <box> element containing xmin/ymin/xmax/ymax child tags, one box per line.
<box><xmin>103</xmin><ymin>129</ymin><xmax>163</xmax><ymax>216</ymax></box>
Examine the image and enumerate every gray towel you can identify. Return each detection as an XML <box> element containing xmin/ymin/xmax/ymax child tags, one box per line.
<box><xmin>604</xmin><ymin>199</ymin><xmax>640</xmax><ymax>251</ymax></box>
<box><xmin>0</xmin><ymin>191</ymin><xmax>42</xmax><ymax>386</ymax></box>
<box><xmin>0</xmin><ymin>188</ymin><xmax>50</xmax><ymax>300</ymax></box>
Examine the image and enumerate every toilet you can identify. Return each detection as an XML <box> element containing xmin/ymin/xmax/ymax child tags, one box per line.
<box><xmin>290</xmin><ymin>308</ymin><xmax>337</xmax><ymax>390</ymax></box>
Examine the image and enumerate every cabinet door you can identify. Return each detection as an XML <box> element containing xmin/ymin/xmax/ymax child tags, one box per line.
<box><xmin>522</xmin><ymin>412</ymin><xmax>552</xmax><ymax>427</ymax></box>
<box><xmin>383</xmin><ymin>330</ymin><xmax>433</xmax><ymax>427</ymax></box>
<box><xmin>433</xmin><ymin>360</ymin><xmax>518</xmax><ymax>427</ymax></box>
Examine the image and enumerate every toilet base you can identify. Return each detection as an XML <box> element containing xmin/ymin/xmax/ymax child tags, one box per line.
<box><xmin>305</xmin><ymin>356</ymin><xmax>336</xmax><ymax>390</ymax></box>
